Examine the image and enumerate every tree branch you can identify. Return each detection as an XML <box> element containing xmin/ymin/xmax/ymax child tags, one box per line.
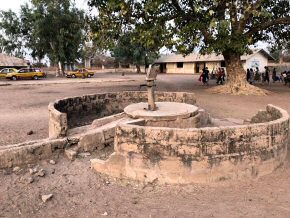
<box><xmin>238</xmin><ymin>0</ymin><xmax>263</xmax><ymax>33</ymax></box>
<box><xmin>245</xmin><ymin>17</ymin><xmax>290</xmax><ymax>36</ymax></box>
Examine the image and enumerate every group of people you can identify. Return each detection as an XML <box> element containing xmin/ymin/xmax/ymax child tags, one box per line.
<box><xmin>198</xmin><ymin>66</ymin><xmax>290</xmax><ymax>87</ymax></box>
<box><xmin>246</xmin><ymin>67</ymin><xmax>290</xmax><ymax>86</ymax></box>
<box><xmin>199</xmin><ymin>67</ymin><xmax>226</xmax><ymax>85</ymax></box>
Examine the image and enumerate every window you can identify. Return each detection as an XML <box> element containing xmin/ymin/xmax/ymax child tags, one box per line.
<box><xmin>177</xmin><ymin>62</ymin><xmax>183</xmax><ymax>68</ymax></box>
<box><xmin>19</xmin><ymin>69</ymin><xmax>28</xmax><ymax>73</ymax></box>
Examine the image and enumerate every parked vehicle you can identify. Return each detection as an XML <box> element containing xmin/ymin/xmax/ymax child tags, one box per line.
<box><xmin>6</xmin><ymin>68</ymin><xmax>46</xmax><ymax>80</ymax></box>
<box><xmin>0</xmin><ymin>68</ymin><xmax>18</xmax><ymax>78</ymax></box>
<box><xmin>65</xmin><ymin>68</ymin><xmax>95</xmax><ymax>78</ymax></box>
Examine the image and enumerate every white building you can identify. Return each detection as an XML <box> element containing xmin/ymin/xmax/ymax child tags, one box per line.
<box><xmin>155</xmin><ymin>49</ymin><xmax>275</xmax><ymax>74</ymax></box>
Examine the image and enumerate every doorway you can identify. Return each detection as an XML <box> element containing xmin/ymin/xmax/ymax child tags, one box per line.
<box><xmin>160</xmin><ymin>63</ymin><xmax>167</xmax><ymax>73</ymax></box>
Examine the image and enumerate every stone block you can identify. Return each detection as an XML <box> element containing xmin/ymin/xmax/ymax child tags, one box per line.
<box><xmin>65</xmin><ymin>149</ymin><xmax>77</xmax><ymax>161</ymax></box>
<box><xmin>78</xmin><ymin>130</ymin><xmax>105</xmax><ymax>152</ymax></box>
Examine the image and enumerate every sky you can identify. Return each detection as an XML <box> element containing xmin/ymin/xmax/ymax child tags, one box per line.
<box><xmin>0</xmin><ymin>0</ymin><xmax>89</xmax><ymax>12</ymax></box>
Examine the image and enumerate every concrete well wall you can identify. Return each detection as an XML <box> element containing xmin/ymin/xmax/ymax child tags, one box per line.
<box><xmin>96</xmin><ymin>104</ymin><xmax>289</xmax><ymax>183</ymax></box>
<box><xmin>48</xmin><ymin>92</ymin><xmax>197</xmax><ymax>139</ymax></box>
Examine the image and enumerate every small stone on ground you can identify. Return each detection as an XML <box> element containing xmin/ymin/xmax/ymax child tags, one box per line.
<box><xmin>65</xmin><ymin>149</ymin><xmax>77</xmax><ymax>161</ymax></box>
<box><xmin>27</xmin><ymin>130</ymin><xmax>34</xmax><ymax>135</ymax></box>
<box><xmin>49</xmin><ymin>160</ymin><xmax>56</xmax><ymax>165</ymax></box>
<box><xmin>41</xmin><ymin>194</ymin><xmax>53</xmax><ymax>203</ymax></box>
<box><xmin>13</xmin><ymin>166</ymin><xmax>20</xmax><ymax>172</ymax></box>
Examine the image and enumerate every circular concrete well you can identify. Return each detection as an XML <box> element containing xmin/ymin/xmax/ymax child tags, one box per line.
<box><xmin>45</xmin><ymin>91</ymin><xmax>289</xmax><ymax>184</ymax></box>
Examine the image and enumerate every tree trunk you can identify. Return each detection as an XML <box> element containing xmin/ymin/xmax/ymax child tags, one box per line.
<box><xmin>224</xmin><ymin>53</ymin><xmax>247</xmax><ymax>93</ymax></box>
<box><xmin>210</xmin><ymin>52</ymin><xmax>267</xmax><ymax>95</ymax></box>
<box><xmin>136</xmin><ymin>65</ymin><xmax>141</xmax><ymax>74</ymax></box>
<box><xmin>55</xmin><ymin>61</ymin><xmax>62</xmax><ymax>77</ymax></box>
<box><xmin>279</xmin><ymin>50</ymin><xmax>283</xmax><ymax>64</ymax></box>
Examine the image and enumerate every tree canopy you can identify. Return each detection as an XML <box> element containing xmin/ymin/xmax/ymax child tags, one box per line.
<box><xmin>0</xmin><ymin>10</ymin><xmax>24</xmax><ymax>57</ymax></box>
<box><xmin>0</xmin><ymin>0</ymin><xmax>86</xmax><ymax>72</ymax></box>
<box><xmin>111</xmin><ymin>32</ymin><xmax>159</xmax><ymax>73</ymax></box>
<box><xmin>88</xmin><ymin>0</ymin><xmax>290</xmax><ymax>94</ymax></box>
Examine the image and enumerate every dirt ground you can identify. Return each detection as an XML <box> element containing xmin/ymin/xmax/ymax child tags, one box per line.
<box><xmin>1</xmin><ymin>73</ymin><xmax>290</xmax><ymax>217</ymax></box>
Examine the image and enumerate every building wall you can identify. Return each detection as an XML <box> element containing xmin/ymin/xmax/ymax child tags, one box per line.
<box><xmin>161</xmin><ymin>51</ymin><xmax>270</xmax><ymax>74</ymax></box>
<box><xmin>166</xmin><ymin>61</ymin><xmax>221</xmax><ymax>74</ymax></box>
<box><xmin>166</xmin><ymin>61</ymin><xmax>222</xmax><ymax>74</ymax></box>
<box><xmin>205</xmin><ymin>62</ymin><xmax>221</xmax><ymax>73</ymax></box>
<box><xmin>166</xmin><ymin>63</ymin><xmax>195</xmax><ymax>74</ymax></box>
<box><xmin>244</xmin><ymin>52</ymin><xmax>269</xmax><ymax>72</ymax></box>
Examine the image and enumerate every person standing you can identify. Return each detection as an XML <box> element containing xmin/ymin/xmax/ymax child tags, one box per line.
<box><xmin>282</xmin><ymin>71</ymin><xmax>287</xmax><ymax>84</ymax></box>
<box><xmin>254</xmin><ymin>67</ymin><xmax>261</xmax><ymax>82</ymax></box>
<box><xmin>272</xmin><ymin>68</ymin><xmax>277</xmax><ymax>83</ymax></box>
<box><xmin>221</xmin><ymin>68</ymin><xmax>225</xmax><ymax>82</ymax></box>
<box><xmin>249</xmin><ymin>68</ymin><xmax>254</xmax><ymax>84</ymax></box>
<box><xmin>246</xmin><ymin>68</ymin><xmax>251</xmax><ymax>82</ymax></box>
<box><xmin>285</xmin><ymin>71</ymin><xmax>290</xmax><ymax>86</ymax></box>
<box><xmin>264</xmin><ymin>67</ymin><xmax>270</xmax><ymax>84</ymax></box>
<box><xmin>216</xmin><ymin>68</ymin><xmax>223</xmax><ymax>85</ymax></box>
<box><xmin>202</xmin><ymin>67</ymin><xmax>209</xmax><ymax>85</ymax></box>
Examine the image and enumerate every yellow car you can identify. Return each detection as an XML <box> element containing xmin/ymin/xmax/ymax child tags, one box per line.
<box><xmin>0</xmin><ymin>68</ymin><xmax>18</xmax><ymax>78</ymax></box>
<box><xmin>65</xmin><ymin>68</ymin><xmax>95</xmax><ymax>78</ymax></box>
<box><xmin>6</xmin><ymin>68</ymin><xmax>46</xmax><ymax>80</ymax></box>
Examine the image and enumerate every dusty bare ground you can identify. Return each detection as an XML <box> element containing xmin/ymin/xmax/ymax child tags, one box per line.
<box><xmin>1</xmin><ymin>73</ymin><xmax>290</xmax><ymax>217</ymax></box>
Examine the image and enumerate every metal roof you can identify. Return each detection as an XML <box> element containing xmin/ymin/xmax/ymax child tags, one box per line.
<box><xmin>0</xmin><ymin>53</ymin><xmax>28</xmax><ymax>67</ymax></box>
<box><xmin>155</xmin><ymin>49</ymin><xmax>275</xmax><ymax>63</ymax></box>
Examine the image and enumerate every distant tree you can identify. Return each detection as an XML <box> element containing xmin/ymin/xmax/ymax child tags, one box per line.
<box><xmin>268</xmin><ymin>40</ymin><xmax>290</xmax><ymax>63</ymax></box>
<box><xmin>268</xmin><ymin>47</ymin><xmax>280</xmax><ymax>62</ymax></box>
<box><xmin>111</xmin><ymin>33</ymin><xmax>158</xmax><ymax>73</ymax></box>
<box><xmin>21</xmin><ymin>0</ymin><xmax>86</xmax><ymax>75</ymax></box>
<box><xmin>0</xmin><ymin>10</ymin><xmax>25</xmax><ymax>57</ymax></box>
<box><xmin>88</xmin><ymin>0</ymin><xmax>290</xmax><ymax>95</ymax></box>
<box><xmin>0</xmin><ymin>0</ymin><xmax>86</xmax><ymax>75</ymax></box>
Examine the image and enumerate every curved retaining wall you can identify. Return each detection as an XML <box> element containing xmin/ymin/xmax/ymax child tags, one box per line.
<box><xmin>92</xmin><ymin>105</ymin><xmax>289</xmax><ymax>183</ymax></box>
<box><xmin>48</xmin><ymin>91</ymin><xmax>197</xmax><ymax>139</ymax></box>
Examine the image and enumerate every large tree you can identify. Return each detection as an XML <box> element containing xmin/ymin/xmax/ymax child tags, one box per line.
<box><xmin>111</xmin><ymin>32</ymin><xmax>159</xmax><ymax>73</ymax></box>
<box><xmin>88</xmin><ymin>0</ymin><xmax>290</xmax><ymax>95</ymax></box>
<box><xmin>0</xmin><ymin>0</ymin><xmax>86</xmax><ymax>74</ymax></box>
<box><xmin>0</xmin><ymin>10</ymin><xmax>25</xmax><ymax>57</ymax></box>
<box><xmin>23</xmin><ymin>0</ymin><xmax>86</xmax><ymax>74</ymax></box>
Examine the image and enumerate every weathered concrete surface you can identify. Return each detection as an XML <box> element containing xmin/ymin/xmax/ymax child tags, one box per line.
<box><xmin>124</xmin><ymin>102</ymin><xmax>207</xmax><ymax>128</ymax></box>
<box><xmin>0</xmin><ymin>113</ymin><xmax>131</xmax><ymax>168</ymax></box>
<box><xmin>0</xmin><ymin>138</ymin><xmax>68</xmax><ymax>169</ymax></box>
<box><xmin>91</xmin><ymin>104</ymin><xmax>289</xmax><ymax>184</ymax></box>
<box><xmin>49</xmin><ymin>92</ymin><xmax>197</xmax><ymax>138</ymax></box>
<box><xmin>48</xmin><ymin>103</ymin><xmax>68</xmax><ymax>139</ymax></box>
<box><xmin>124</xmin><ymin>102</ymin><xmax>198</xmax><ymax>120</ymax></box>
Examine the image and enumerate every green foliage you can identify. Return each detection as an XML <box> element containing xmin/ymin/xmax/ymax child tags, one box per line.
<box><xmin>88</xmin><ymin>0</ymin><xmax>290</xmax><ymax>58</ymax></box>
<box><xmin>0</xmin><ymin>10</ymin><xmax>24</xmax><ymax>57</ymax></box>
<box><xmin>111</xmin><ymin>32</ymin><xmax>158</xmax><ymax>67</ymax></box>
<box><xmin>0</xmin><ymin>0</ymin><xmax>85</xmax><ymax>67</ymax></box>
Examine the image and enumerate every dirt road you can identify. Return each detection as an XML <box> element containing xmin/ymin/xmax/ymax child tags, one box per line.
<box><xmin>1</xmin><ymin>73</ymin><xmax>290</xmax><ymax>217</ymax></box>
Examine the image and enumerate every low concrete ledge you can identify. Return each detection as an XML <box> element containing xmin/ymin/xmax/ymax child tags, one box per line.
<box><xmin>0</xmin><ymin>138</ymin><xmax>68</xmax><ymax>169</ymax></box>
<box><xmin>91</xmin><ymin>104</ymin><xmax>289</xmax><ymax>184</ymax></box>
<box><xmin>0</xmin><ymin>114</ymin><xmax>127</xmax><ymax>169</ymax></box>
